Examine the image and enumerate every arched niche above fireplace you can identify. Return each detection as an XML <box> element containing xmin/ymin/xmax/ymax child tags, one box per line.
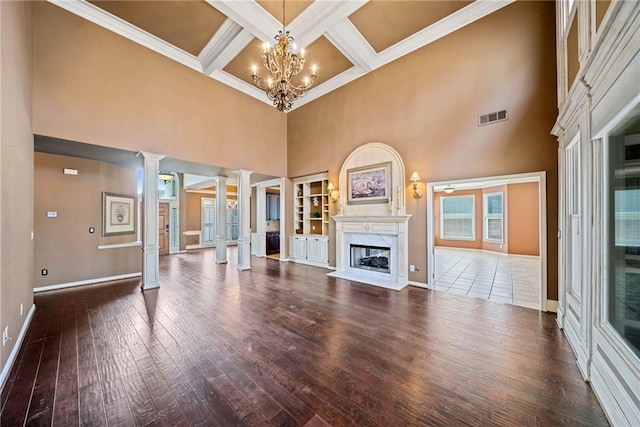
<box><xmin>338</xmin><ymin>142</ymin><xmax>406</xmax><ymax>217</ymax></box>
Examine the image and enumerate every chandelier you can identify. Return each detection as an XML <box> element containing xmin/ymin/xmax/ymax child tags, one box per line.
<box><xmin>251</xmin><ymin>0</ymin><xmax>317</xmax><ymax>112</ymax></box>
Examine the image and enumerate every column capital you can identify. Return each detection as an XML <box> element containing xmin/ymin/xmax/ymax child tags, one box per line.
<box><xmin>212</xmin><ymin>176</ymin><xmax>228</xmax><ymax>184</ymax></box>
<box><xmin>234</xmin><ymin>169</ymin><xmax>254</xmax><ymax>177</ymax></box>
<box><xmin>137</xmin><ymin>151</ymin><xmax>166</xmax><ymax>161</ymax></box>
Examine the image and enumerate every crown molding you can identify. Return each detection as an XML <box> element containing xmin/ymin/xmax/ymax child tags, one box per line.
<box><xmin>209</xmin><ymin>70</ymin><xmax>270</xmax><ymax>104</ymax></box>
<box><xmin>291</xmin><ymin>66</ymin><xmax>366</xmax><ymax>110</ymax></box>
<box><xmin>48</xmin><ymin>0</ymin><xmax>201</xmax><ymax>72</ymax></box>
<box><xmin>48</xmin><ymin>0</ymin><xmax>516</xmax><ymax>112</ymax></box>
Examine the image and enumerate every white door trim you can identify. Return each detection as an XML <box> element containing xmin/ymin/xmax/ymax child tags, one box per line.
<box><xmin>426</xmin><ymin>171</ymin><xmax>548</xmax><ymax>311</ymax></box>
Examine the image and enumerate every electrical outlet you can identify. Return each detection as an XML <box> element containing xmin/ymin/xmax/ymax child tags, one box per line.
<box><xmin>410</xmin><ymin>264</ymin><xmax>416</xmax><ymax>272</ymax></box>
<box><xmin>2</xmin><ymin>327</ymin><xmax>9</xmax><ymax>346</ymax></box>
<box><xmin>20</xmin><ymin>303</ymin><xmax>23</xmax><ymax>316</ymax></box>
<box><xmin>41</xmin><ymin>268</ymin><xmax>48</xmax><ymax>276</ymax></box>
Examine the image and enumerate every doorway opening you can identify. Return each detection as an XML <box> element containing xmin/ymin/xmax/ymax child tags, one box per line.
<box><xmin>253</xmin><ymin>178</ymin><xmax>286</xmax><ymax>261</ymax></box>
<box><xmin>426</xmin><ymin>171</ymin><xmax>547</xmax><ymax>310</ymax></box>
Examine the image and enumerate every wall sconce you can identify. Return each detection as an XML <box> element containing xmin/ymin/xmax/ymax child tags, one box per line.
<box><xmin>443</xmin><ymin>185</ymin><xmax>455</xmax><ymax>194</ymax></box>
<box><xmin>410</xmin><ymin>172</ymin><xmax>423</xmax><ymax>198</ymax></box>
<box><xmin>327</xmin><ymin>182</ymin><xmax>340</xmax><ymax>203</ymax></box>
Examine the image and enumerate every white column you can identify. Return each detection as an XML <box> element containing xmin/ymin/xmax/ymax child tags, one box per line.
<box><xmin>214</xmin><ymin>176</ymin><xmax>228</xmax><ymax>264</ymax></box>
<box><xmin>235</xmin><ymin>169</ymin><xmax>253</xmax><ymax>270</ymax></box>
<box><xmin>278</xmin><ymin>177</ymin><xmax>287</xmax><ymax>262</ymax></box>
<box><xmin>139</xmin><ymin>151</ymin><xmax>166</xmax><ymax>290</ymax></box>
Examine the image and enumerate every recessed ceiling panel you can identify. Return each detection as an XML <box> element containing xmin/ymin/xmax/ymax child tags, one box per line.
<box><xmin>256</xmin><ymin>1</ymin><xmax>313</xmax><ymax>26</ymax></box>
<box><xmin>224</xmin><ymin>36</ymin><xmax>353</xmax><ymax>88</ymax></box>
<box><xmin>89</xmin><ymin>1</ymin><xmax>226</xmax><ymax>56</ymax></box>
<box><xmin>350</xmin><ymin>1</ymin><xmax>473</xmax><ymax>53</ymax></box>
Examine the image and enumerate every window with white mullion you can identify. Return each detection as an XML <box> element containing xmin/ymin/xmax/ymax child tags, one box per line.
<box><xmin>483</xmin><ymin>192</ymin><xmax>504</xmax><ymax>243</ymax></box>
<box><xmin>441</xmin><ymin>195</ymin><xmax>475</xmax><ymax>240</ymax></box>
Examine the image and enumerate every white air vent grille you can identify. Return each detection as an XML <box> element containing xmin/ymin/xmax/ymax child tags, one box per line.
<box><xmin>478</xmin><ymin>110</ymin><xmax>508</xmax><ymax>126</ymax></box>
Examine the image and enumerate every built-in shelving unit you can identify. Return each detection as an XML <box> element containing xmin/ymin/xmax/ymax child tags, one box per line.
<box><xmin>293</xmin><ymin>173</ymin><xmax>329</xmax><ymax>236</ymax></box>
<box><xmin>291</xmin><ymin>172</ymin><xmax>329</xmax><ymax>267</ymax></box>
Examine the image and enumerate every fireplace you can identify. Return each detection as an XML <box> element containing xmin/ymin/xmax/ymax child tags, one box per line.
<box><xmin>329</xmin><ymin>215</ymin><xmax>411</xmax><ymax>290</ymax></box>
<box><xmin>350</xmin><ymin>244</ymin><xmax>390</xmax><ymax>274</ymax></box>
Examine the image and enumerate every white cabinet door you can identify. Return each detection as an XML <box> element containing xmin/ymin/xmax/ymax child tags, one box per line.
<box><xmin>294</xmin><ymin>236</ymin><xmax>307</xmax><ymax>259</ymax></box>
<box><xmin>317</xmin><ymin>237</ymin><xmax>328</xmax><ymax>263</ymax></box>
<box><xmin>307</xmin><ymin>237</ymin><xmax>320</xmax><ymax>261</ymax></box>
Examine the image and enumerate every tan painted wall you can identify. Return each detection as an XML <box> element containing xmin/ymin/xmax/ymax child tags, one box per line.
<box><xmin>434</xmin><ymin>189</ymin><xmax>484</xmax><ymax>250</ymax></box>
<box><xmin>34</xmin><ymin>153</ymin><xmax>141</xmax><ymax>288</ymax></box>
<box><xmin>1</xmin><ymin>1</ymin><xmax>34</xmax><ymax>375</ymax></box>
<box><xmin>508</xmin><ymin>182</ymin><xmax>540</xmax><ymax>256</ymax></box>
<box><xmin>287</xmin><ymin>1</ymin><xmax>559</xmax><ymax>299</ymax></box>
<box><xmin>32</xmin><ymin>2</ymin><xmax>287</xmax><ymax>178</ymax></box>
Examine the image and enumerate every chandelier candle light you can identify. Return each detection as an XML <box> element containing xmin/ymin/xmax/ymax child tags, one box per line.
<box><xmin>251</xmin><ymin>0</ymin><xmax>317</xmax><ymax>112</ymax></box>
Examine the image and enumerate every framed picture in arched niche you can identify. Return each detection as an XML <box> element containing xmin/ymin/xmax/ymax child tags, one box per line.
<box><xmin>102</xmin><ymin>192</ymin><xmax>136</xmax><ymax>236</ymax></box>
<box><xmin>347</xmin><ymin>162</ymin><xmax>391</xmax><ymax>205</ymax></box>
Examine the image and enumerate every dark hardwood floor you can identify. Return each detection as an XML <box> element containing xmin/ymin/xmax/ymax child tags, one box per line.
<box><xmin>1</xmin><ymin>249</ymin><xmax>608</xmax><ymax>426</ymax></box>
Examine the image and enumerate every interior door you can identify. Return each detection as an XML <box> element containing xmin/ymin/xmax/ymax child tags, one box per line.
<box><xmin>159</xmin><ymin>202</ymin><xmax>169</xmax><ymax>256</ymax></box>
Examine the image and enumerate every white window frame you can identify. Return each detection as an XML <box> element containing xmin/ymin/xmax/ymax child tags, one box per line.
<box><xmin>440</xmin><ymin>195</ymin><xmax>475</xmax><ymax>241</ymax></box>
<box><xmin>483</xmin><ymin>191</ymin><xmax>504</xmax><ymax>244</ymax></box>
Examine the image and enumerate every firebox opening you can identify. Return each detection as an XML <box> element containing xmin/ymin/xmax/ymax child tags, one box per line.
<box><xmin>350</xmin><ymin>244</ymin><xmax>391</xmax><ymax>274</ymax></box>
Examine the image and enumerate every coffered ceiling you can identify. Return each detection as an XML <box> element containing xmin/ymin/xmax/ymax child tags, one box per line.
<box><xmin>49</xmin><ymin>0</ymin><xmax>514</xmax><ymax>111</ymax></box>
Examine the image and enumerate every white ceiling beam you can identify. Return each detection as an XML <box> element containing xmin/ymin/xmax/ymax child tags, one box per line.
<box><xmin>206</xmin><ymin>0</ymin><xmax>280</xmax><ymax>43</ymax></box>
<box><xmin>198</xmin><ymin>19</ymin><xmax>246</xmax><ymax>75</ymax></box>
<box><xmin>48</xmin><ymin>0</ymin><xmax>202</xmax><ymax>72</ymax></box>
<box><xmin>288</xmin><ymin>0</ymin><xmax>369</xmax><ymax>48</ymax></box>
<box><xmin>373</xmin><ymin>0</ymin><xmax>515</xmax><ymax>68</ymax></box>
<box><xmin>325</xmin><ymin>19</ymin><xmax>377</xmax><ymax>72</ymax></box>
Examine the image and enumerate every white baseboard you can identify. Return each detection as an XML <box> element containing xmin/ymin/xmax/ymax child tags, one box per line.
<box><xmin>34</xmin><ymin>272</ymin><xmax>142</xmax><ymax>293</ymax></box>
<box><xmin>408</xmin><ymin>280</ymin><xmax>429</xmax><ymax>288</ymax></box>
<box><xmin>546</xmin><ymin>299</ymin><xmax>559</xmax><ymax>313</ymax></box>
<box><xmin>0</xmin><ymin>304</ymin><xmax>36</xmax><ymax>391</ymax></box>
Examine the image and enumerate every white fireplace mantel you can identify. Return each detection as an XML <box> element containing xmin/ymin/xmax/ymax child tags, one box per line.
<box><xmin>328</xmin><ymin>214</ymin><xmax>411</xmax><ymax>290</ymax></box>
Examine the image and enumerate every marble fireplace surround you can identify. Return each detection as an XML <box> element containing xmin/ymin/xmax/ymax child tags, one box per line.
<box><xmin>328</xmin><ymin>215</ymin><xmax>411</xmax><ymax>290</ymax></box>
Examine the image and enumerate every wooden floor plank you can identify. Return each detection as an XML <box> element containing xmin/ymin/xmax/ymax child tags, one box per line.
<box><xmin>1</xmin><ymin>249</ymin><xmax>609</xmax><ymax>426</ymax></box>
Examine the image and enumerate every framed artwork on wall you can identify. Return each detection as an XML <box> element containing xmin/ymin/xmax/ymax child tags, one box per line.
<box><xmin>102</xmin><ymin>192</ymin><xmax>136</xmax><ymax>236</ymax></box>
<box><xmin>347</xmin><ymin>162</ymin><xmax>392</xmax><ymax>204</ymax></box>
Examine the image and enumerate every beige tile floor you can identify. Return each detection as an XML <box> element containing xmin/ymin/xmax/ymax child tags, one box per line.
<box><xmin>434</xmin><ymin>247</ymin><xmax>541</xmax><ymax>309</ymax></box>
